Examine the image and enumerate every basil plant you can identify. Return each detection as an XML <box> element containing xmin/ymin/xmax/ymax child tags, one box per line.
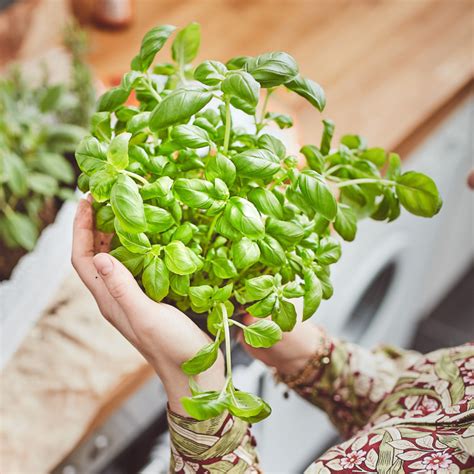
<box><xmin>75</xmin><ymin>23</ymin><xmax>442</xmax><ymax>422</ymax></box>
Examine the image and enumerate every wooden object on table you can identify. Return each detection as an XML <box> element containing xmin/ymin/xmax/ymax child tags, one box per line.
<box><xmin>0</xmin><ymin>273</ymin><xmax>153</xmax><ymax>474</ymax></box>
<box><xmin>0</xmin><ymin>0</ymin><xmax>69</xmax><ymax>67</ymax></box>
<box><xmin>86</xmin><ymin>0</ymin><xmax>473</xmax><ymax>152</ymax></box>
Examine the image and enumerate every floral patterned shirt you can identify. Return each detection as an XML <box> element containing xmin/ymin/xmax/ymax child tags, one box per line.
<box><xmin>168</xmin><ymin>339</ymin><xmax>474</xmax><ymax>473</ymax></box>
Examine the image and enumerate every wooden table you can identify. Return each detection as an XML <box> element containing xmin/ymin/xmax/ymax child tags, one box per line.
<box><xmin>86</xmin><ymin>0</ymin><xmax>474</xmax><ymax>152</ymax></box>
<box><xmin>1</xmin><ymin>0</ymin><xmax>473</xmax><ymax>472</ymax></box>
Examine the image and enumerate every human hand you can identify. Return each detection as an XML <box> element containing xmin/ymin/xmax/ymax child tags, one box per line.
<box><xmin>71</xmin><ymin>197</ymin><xmax>224</xmax><ymax>415</ymax></box>
<box><xmin>238</xmin><ymin>313</ymin><xmax>324</xmax><ymax>377</ymax></box>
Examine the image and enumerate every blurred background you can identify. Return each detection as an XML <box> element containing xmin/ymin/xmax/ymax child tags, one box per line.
<box><xmin>0</xmin><ymin>0</ymin><xmax>473</xmax><ymax>473</ymax></box>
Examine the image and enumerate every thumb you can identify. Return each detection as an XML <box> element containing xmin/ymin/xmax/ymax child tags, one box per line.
<box><xmin>93</xmin><ymin>253</ymin><xmax>145</xmax><ymax>312</ymax></box>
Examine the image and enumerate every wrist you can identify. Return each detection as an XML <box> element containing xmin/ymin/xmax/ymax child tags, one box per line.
<box><xmin>159</xmin><ymin>353</ymin><xmax>226</xmax><ymax>417</ymax></box>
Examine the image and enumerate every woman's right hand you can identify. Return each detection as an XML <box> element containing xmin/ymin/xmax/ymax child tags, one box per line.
<box><xmin>71</xmin><ymin>197</ymin><xmax>225</xmax><ymax>415</ymax></box>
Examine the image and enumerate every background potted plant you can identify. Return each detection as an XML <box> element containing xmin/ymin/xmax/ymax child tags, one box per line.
<box><xmin>0</xmin><ymin>23</ymin><xmax>95</xmax><ymax>368</ymax></box>
<box><xmin>75</xmin><ymin>22</ymin><xmax>442</xmax><ymax>422</ymax></box>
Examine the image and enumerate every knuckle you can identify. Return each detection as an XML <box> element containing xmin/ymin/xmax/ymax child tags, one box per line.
<box><xmin>107</xmin><ymin>279</ymin><xmax>129</xmax><ymax>301</ymax></box>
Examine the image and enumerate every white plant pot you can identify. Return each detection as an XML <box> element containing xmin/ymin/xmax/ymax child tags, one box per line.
<box><xmin>0</xmin><ymin>198</ymin><xmax>78</xmax><ymax>370</ymax></box>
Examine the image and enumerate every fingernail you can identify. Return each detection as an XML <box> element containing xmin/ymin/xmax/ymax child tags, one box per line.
<box><xmin>86</xmin><ymin>193</ymin><xmax>93</xmax><ymax>203</ymax></box>
<box><xmin>93</xmin><ymin>253</ymin><xmax>113</xmax><ymax>276</ymax></box>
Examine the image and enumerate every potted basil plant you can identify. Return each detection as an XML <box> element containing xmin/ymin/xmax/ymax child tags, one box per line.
<box><xmin>75</xmin><ymin>22</ymin><xmax>442</xmax><ymax>422</ymax></box>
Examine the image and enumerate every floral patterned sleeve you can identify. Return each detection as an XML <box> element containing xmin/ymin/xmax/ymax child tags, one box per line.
<box><xmin>278</xmin><ymin>331</ymin><xmax>421</xmax><ymax>438</ymax></box>
<box><xmin>167</xmin><ymin>408</ymin><xmax>261</xmax><ymax>473</ymax></box>
<box><xmin>167</xmin><ymin>337</ymin><xmax>474</xmax><ymax>473</ymax></box>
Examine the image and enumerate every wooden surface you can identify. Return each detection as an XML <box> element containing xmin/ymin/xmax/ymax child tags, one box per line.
<box><xmin>0</xmin><ymin>273</ymin><xmax>152</xmax><ymax>474</ymax></box>
<box><xmin>1</xmin><ymin>0</ymin><xmax>473</xmax><ymax>471</ymax></box>
<box><xmin>86</xmin><ymin>0</ymin><xmax>474</xmax><ymax>151</ymax></box>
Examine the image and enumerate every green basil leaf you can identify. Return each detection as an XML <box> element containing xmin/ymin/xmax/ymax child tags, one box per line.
<box><xmin>75</xmin><ymin>136</ymin><xmax>107</xmax><ymax>175</ymax></box>
<box><xmin>247</xmin><ymin>293</ymin><xmax>277</xmax><ymax>318</ymax></box>
<box><xmin>231</xmin><ymin>237</ymin><xmax>260</xmax><ymax>269</ymax></box>
<box><xmin>139</xmin><ymin>24</ymin><xmax>176</xmax><ymax>71</ymax></box>
<box><xmin>127</xmin><ymin>112</ymin><xmax>150</xmax><ymax>134</ymax></box>
<box><xmin>181</xmin><ymin>390</ymin><xmax>229</xmax><ymax>421</ymax></box>
<box><xmin>142</xmin><ymin>256</ymin><xmax>169</xmax><ymax>301</ymax></box>
<box><xmin>171</xmin><ymin>22</ymin><xmax>200</xmax><ymax>66</ymax></box>
<box><xmin>258</xmin><ymin>235</ymin><xmax>286</xmax><ymax>267</ymax></box>
<box><xmin>28</xmin><ymin>173</ymin><xmax>58</xmax><ymax>196</ymax></box>
<box><xmin>110</xmin><ymin>245</ymin><xmax>145</xmax><ymax>276</ymax></box>
<box><xmin>77</xmin><ymin>173</ymin><xmax>90</xmax><ymax>193</ymax></box>
<box><xmin>170</xmin><ymin>273</ymin><xmax>190</xmax><ymax>296</ymax></box>
<box><xmin>232</xmin><ymin>149</ymin><xmax>280</xmax><ymax>179</ymax></box>
<box><xmin>226</xmin><ymin>55</ymin><xmax>252</xmax><ymax>70</ymax></box>
<box><xmin>120</xmin><ymin>71</ymin><xmax>142</xmax><ymax>91</ymax></box>
<box><xmin>334</xmin><ymin>203</ymin><xmax>357</xmax><ymax>241</ymax></box>
<box><xmin>258</xmin><ymin>134</ymin><xmax>286</xmax><ymax>161</ymax></box>
<box><xmin>265</xmin><ymin>112</ymin><xmax>293</xmax><ymax>129</ymax></box>
<box><xmin>140</xmin><ymin>176</ymin><xmax>173</xmax><ymax>201</ymax></box>
<box><xmin>95</xmin><ymin>205</ymin><xmax>115</xmax><ymax>233</ymax></box>
<box><xmin>226</xmin><ymin>197</ymin><xmax>264</xmax><ymax>239</ymax></box>
<box><xmin>282</xmin><ymin>281</ymin><xmax>305</xmax><ymax>298</ymax></box>
<box><xmin>4</xmin><ymin>211</ymin><xmax>38</xmax><ymax>251</ymax></box>
<box><xmin>164</xmin><ymin>240</ymin><xmax>202</xmax><ymax>275</ymax></box>
<box><xmin>315</xmin><ymin>268</ymin><xmax>334</xmax><ymax>300</ymax></box>
<box><xmin>189</xmin><ymin>285</ymin><xmax>214</xmax><ymax>311</ymax></box>
<box><xmin>91</xmin><ymin>112</ymin><xmax>112</xmax><ymax>141</ymax></box>
<box><xmin>221</xmin><ymin>70</ymin><xmax>260</xmax><ymax>115</ymax></box>
<box><xmin>300</xmin><ymin>145</ymin><xmax>324</xmax><ymax>173</ymax></box>
<box><xmin>266</xmin><ymin>218</ymin><xmax>304</xmax><ymax>247</ymax></box>
<box><xmin>228</xmin><ymin>389</ymin><xmax>265</xmax><ymax>417</ymax></box>
<box><xmin>173</xmin><ymin>178</ymin><xmax>215</xmax><ymax>208</ymax></box>
<box><xmin>181</xmin><ymin>341</ymin><xmax>219</xmax><ymax>375</ymax></box>
<box><xmin>212</xmin><ymin>257</ymin><xmax>238</xmax><ymax>279</ymax></box>
<box><xmin>272</xmin><ymin>299</ymin><xmax>297</xmax><ymax>332</ymax></box>
<box><xmin>89</xmin><ymin>167</ymin><xmax>118</xmax><ymax>202</ymax></box>
<box><xmin>128</xmin><ymin>145</ymin><xmax>149</xmax><ymax>167</ymax></box>
<box><xmin>144</xmin><ymin>204</ymin><xmax>175</xmax><ymax>233</ymax></box>
<box><xmin>97</xmin><ymin>87</ymin><xmax>130</xmax><ymax>112</ymax></box>
<box><xmin>316</xmin><ymin>236</ymin><xmax>341</xmax><ymax>265</ymax></box>
<box><xmin>114</xmin><ymin>219</ymin><xmax>151</xmax><ymax>254</ymax></box>
<box><xmin>171</xmin><ymin>124</ymin><xmax>210</xmax><ymax>148</ymax></box>
<box><xmin>194</xmin><ymin>60</ymin><xmax>227</xmax><ymax>86</ymax></box>
<box><xmin>285</xmin><ymin>74</ymin><xmax>325</xmax><ymax>111</ymax></box>
<box><xmin>207</xmin><ymin>301</ymin><xmax>233</xmax><ymax>336</ymax></box>
<box><xmin>396</xmin><ymin>171</ymin><xmax>442</xmax><ymax>217</ymax></box>
<box><xmin>320</xmin><ymin>119</ymin><xmax>335</xmax><ymax>155</ymax></box>
<box><xmin>297</xmin><ymin>170</ymin><xmax>337</xmax><ymax>221</ymax></box>
<box><xmin>303</xmin><ymin>269</ymin><xmax>322</xmax><ymax>320</ymax></box>
<box><xmin>245</xmin><ymin>52</ymin><xmax>298</xmax><ymax>88</ymax></box>
<box><xmin>243</xmin><ymin>320</ymin><xmax>282</xmax><ymax>348</ymax></box>
<box><xmin>110</xmin><ymin>175</ymin><xmax>147</xmax><ymax>233</ymax></box>
<box><xmin>239</xmin><ymin>399</ymin><xmax>271</xmax><ymax>423</ymax></box>
<box><xmin>205</xmin><ymin>153</ymin><xmax>236</xmax><ymax>187</ymax></box>
<box><xmin>386</xmin><ymin>153</ymin><xmax>401</xmax><ymax>180</ymax></box>
<box><xmin>215</xmin><ymin>213</ymin><xmax>242</xmax><ymax>240</ymax></box>
<box><xmin>172</xmin><ymin>222</ymin><xmax>196</xmax><ymax>244</ymax></box>
<box><xmin>245</xmin><ymin>275</ymin><xmax>275</xmax><ymax>301</ymax></box>
<box><xmin>149</xmin><ymin>89</ymin><xmax>213</xmax><ymax>131</ymax></box>
<box><xmin>360</xmin><ymin>147</ymin><xmax>386</xmax><ymax>168</ymax></box>
<box><xmin>213</xmin><ymin>283</ymin><xmax>233</xmax><ymax>302</ymax></box>
<box><xmin>340</xmin><ymin>134</ymin><xmax>366</xmax><ymax>150</ymax></box>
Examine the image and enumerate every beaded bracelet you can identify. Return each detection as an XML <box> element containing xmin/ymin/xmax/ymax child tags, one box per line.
<box><xmin>274</xmin><ymin>328</ymin><xmax>333</xmax><ymax>393</ymax></box>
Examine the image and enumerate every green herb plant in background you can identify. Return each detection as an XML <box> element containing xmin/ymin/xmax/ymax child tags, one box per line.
<box><xmin>75</xmin><ymin>23</ymin><xmax>442</xmax><ymax>422</ymax></box>
<box><xmin>0</xmin><ymin>22</ymin><xmax>94</xmax><ymax>255</ymax></box>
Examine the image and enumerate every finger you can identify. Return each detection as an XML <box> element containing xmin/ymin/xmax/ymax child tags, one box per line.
<box><xmin>72</xmin><ymin>198</ymin><xmax>95</xmax><ymax>263</ymax></box>
<box><xmin>94</xmin><ymin>231</ymin><xmax>114</xmax><ymax>254</ymax></box>
<box><xmin>93</xmin><ymin>253</ymin><xmax>149</xmax><ymax>315</ymax></box>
